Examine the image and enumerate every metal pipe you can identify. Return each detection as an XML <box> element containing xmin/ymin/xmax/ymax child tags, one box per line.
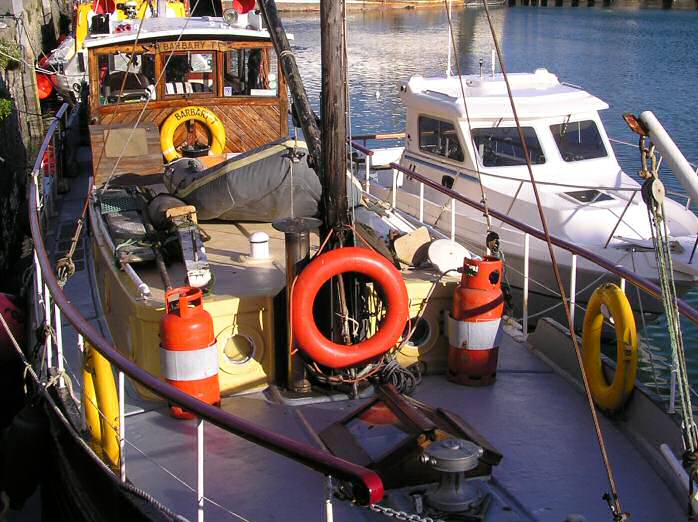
<box><xmin>419</xmin><ymin>183</ymin><xmax>424</xmax><ymax>222</ymax></box>
<box><xmin>324</xmin><ymin>476</ymin><xmax>334</xmax><ymax>522</ymax></box>
<box><xmin>570</xmin><ymin>254</ymin><xmax>577</xmax><ymax>328</ymax></box>
<box><xmin>450</xmin><ymin>198</ymin><xmax>456</xmax><ymax>241</ymax></box>
<box><xmin>391</xmin><ymin>169</ymin><xmax>397</xmax><ymax>208</ymax></box>
<box><xmin>44</xmin><ymin>283</ymin><xmax>52</xmax><ymax>370</ymax></box>
<box><xmin>351</xmin><ymin>132</ymin><xmax>405</xmax><ymax>142</ymax></box>
<box><xmin>54</xmin><ymin>305</ymin><xmax>65</xmax><ymax>388</ymax></box>
<box><xmin>604</xmin><ymin>191</ymin><xmax>636</xmax><ymax>248</ymax></box>
<box><xmin>523</xmin><ymin>233</ymin><xmax>529</xmax><ymax>339</ymax></box>
<box><xmin>119</xmin><ymin>370</ymin><xmax>126</xmax><ymax>482</ymax></box>
<box><xmin>365</xmin><ymin>154</ymin><xmax>371</xmax><ymax>194</ymax></box>
<box><xmin>351</xmin><ymin>141</ymin><xmax>374</xmax><ymax>157</ymax></box>
<box><xmin>640</xmin><ymin>111</ymin><xmax>698</xmax><ymax>207</ymax></box>
<box><xmin>273</xmin><ymin>218</ymin><xmax>322</xmax><ymax>393</ymax></box>
<box><xmin>32</xmin><ymin>252</ymin><xmax>43</xmax><ymax>331</ymax></box>
<box><xmin>90</xmin><ymin>203</ymin><xmax>151</xmax><ymax>298</ymax></box>
<box><xmin>197</xmin><ymin>418</ymin><xmax>204</xmax><ymax>522</ymax></box>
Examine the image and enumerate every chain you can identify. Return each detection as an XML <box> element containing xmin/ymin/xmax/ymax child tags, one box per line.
<box><xmin>369</xmin><ymin>503</ymin><xmax>439</xmax><ymax>522</ymax></box>
<box><xmin>334</xmin><ymin>484</ymin><xmax>440</xmax><ymax>522</ymax></box>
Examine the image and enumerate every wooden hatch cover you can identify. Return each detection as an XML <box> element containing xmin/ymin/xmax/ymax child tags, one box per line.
<box><xmin>89</xmin><ymin>122</ymin><xmax>163</xmax><ymax>187</ymax></box>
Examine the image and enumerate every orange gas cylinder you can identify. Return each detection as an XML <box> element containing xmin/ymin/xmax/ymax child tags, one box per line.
<box><xmin>447</xmin><ymin>257</ymin><xmax>504</xmax><ymax>386</ymax></box>
<box><xmin>159</xmin><ymin>287</ymin><xmax>219</xmax><ymax>419</ymax></box>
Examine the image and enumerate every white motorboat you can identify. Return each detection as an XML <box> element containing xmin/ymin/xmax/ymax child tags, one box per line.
<box><xmin>364</xmin><ymin>68</ymin><xmax>698</xmax><ymax>321</ymax></box>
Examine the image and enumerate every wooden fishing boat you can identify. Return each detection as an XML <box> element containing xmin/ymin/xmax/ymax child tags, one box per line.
<box><xmin>10</xmin><ymin>0</ymin><xmax>698</xmax><ymax>521</ymax></box>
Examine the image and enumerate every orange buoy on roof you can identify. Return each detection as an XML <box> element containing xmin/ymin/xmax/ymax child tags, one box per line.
<box><xmin>160</xmin><ymin>287</ymin><xmax>219</xmax><ymax>419</ymax></box>
<box><xmin>291</xmin><ymin>247</ymin><xmax>409</xmax><ymax>369</ymax></box>
<box><xmin>36</xmin><ymin>73</ymin><xmax>53</xmax><ymax>100</ymax></box>
<box><xmin>447</xmin><ymin>257</ymin><xmax>504</xmax><ymax>386</ymax></box>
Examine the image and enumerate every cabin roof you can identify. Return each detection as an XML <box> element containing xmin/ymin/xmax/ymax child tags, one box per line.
<box><xmin>83</xmin><ymin>16</ymin><xmax>275</xmax><ymax>48</ymax></box>
<box><xmin>401</xmin><ymin>68</ymin><xmax>609</xmax><ymax>120</ymax></box>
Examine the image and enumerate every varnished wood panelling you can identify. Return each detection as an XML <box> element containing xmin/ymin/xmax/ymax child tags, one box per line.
<box><xmin>95</xmin><ymin>103</ymin><xmax>284</xmax><ymax>155</ymax></box>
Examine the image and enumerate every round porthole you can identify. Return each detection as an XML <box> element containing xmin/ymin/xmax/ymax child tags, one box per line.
<box><xmin>217</xmin><ymin>324</ymin><xmax>265</xmax><ymax>375</ymax></box>
<box><xmin>403</xmin><ymin>317</ymin><xmax>432</xmax><ymax>348</ymax></box>
<box><xmin>222</xmin><ymin>334</ymin><xmax>256</xmax><ymax>365</ymax></box>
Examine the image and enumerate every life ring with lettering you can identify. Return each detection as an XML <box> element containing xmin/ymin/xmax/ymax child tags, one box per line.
<box><xmin>160</xmin><ymin>106</ymin><xmax>226</xmax><ymax>162</ymax></box>
<box><xmin>291</xmin><ymin>247</ymin><xmax>409</xmax><ymax>369</ymax></box>
<box><xmin>582</xmin><ymin>283</ymin><xmax>638</xmax><ymax>412</ymax></box>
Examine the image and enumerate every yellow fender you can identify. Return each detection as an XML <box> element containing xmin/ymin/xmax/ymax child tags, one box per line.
<box><xmin>160</xmin><ymin>106</ymin><xmax>226</xmax><ymax>162</ymax></box>
<box><xmin>167</xmin><ymin>1</ymin><xmax>186</xmax><ymax>17</ymax></box>
<box><xmin>75</xmin><ymin>3</ymin><xmax>92</xmax><ymax>51</ymax></box>
<box><xmin>83</xmin><ymin>341</ymin><xmax>120</xmax><ymax>468</ymax></box>
<box><xmin>582</xmin><ymin>283</ymin><xmax>638</xmax><ymax>412</ymax></box>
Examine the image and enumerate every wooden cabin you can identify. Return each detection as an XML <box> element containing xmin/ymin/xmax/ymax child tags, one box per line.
<box><xmin>83</xmin><ymin>15</ymin><xmax>288</xmax><ymax>184</ymax></box>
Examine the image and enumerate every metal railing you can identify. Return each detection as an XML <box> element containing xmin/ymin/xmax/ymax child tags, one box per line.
<box><xmin>28</xmin><ymin>104</ymin><xmax>384</xmax><ymax>521</ymax></box>
<box><xmin>352</xmin><ymin>140</ymin><xmax>698</xmax><ymax>414</ymax></box>
<box><xmin>352</xmin><ymin>134</ymin><xmax>697</xmax><ymax>250</ymax></box>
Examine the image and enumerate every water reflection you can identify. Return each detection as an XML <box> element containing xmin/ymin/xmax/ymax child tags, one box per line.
<box><xmin>286</xmin><ymin>9</ymin><xmax>508</xmax><ymax>134</ymax></box>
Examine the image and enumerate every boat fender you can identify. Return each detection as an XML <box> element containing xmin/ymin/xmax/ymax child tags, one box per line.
<box><xmin>582</xmin><ymin>283</ymin><xmax>638</xmax><ymax>412</ymax></box>
<box><xmin>160</xmin><ymin>106</ymin><xmax>226</xmax><ymax>162</ymax></box>
<box><xmin>83</xmin><ymin>341</ymin><xmax>120</xmax><ymax>468</ymax></box>
<box><xmin>291</xmin><ymin>247</ymin><xmax>409</xmax><ymax>369</ymax></box>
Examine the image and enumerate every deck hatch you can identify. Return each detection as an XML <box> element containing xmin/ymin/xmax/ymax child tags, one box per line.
<box><xmin>563</xmin><ymin>189</ymin><xmax>613</xmax><ymax>203</ymax></box>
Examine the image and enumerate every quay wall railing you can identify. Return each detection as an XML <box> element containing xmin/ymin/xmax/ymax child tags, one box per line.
<box><xmin>27</xmin><ymin>104</ymin><xmax>384</xmax><ymax>521</ymax></box>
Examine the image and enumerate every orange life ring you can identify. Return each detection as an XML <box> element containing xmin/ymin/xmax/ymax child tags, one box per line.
<box><xmin>291</xmin><ymin>247</ymin><xmax>409</xmax><ymax>369</ymax></box>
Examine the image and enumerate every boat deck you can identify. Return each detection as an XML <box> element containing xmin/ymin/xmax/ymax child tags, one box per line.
<box><xmin>49</xmin><ymin>158</ymin><xmax>686</xmax><ymax>521</ymax></box>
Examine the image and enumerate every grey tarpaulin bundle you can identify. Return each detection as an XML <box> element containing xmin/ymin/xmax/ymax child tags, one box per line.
<box><xmin>164</xmin><ymin>139</ymin><xmax>322</xmax><ymax>222</ymax></box>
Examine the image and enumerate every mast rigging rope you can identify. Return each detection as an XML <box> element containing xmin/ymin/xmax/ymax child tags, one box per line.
<box><xmin>443</xmin><ymin>1</ymin><xmax>492</xmax><ymax>236</ymax></box>
<box><xmin>477</xmin><ymin>2</ymin><xmax>626</xmax><ymax>518</ymax></box>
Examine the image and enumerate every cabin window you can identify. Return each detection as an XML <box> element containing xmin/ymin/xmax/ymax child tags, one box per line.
<box><xmin>223</xmin><ymin>48</ymin><xmax>278</xmax><ymax>97</ymax></box>
<box><xmin>550</xmin><ymin>120</ymin><xmax>607</xmax><ymax>162</ymax></box>
<box><xmin>471</xmin><ymin>127</ymin><xmax>545</xmax><ymax>167</ymax></box>
<box><xmin>98</xmin><ymin>53</ymin><xmax>156</xmax><ymax>105</ymax></box>
<box><xmin>418</xmin><ymin>116</ymin><xmax>464</xmax><ymax>162</ymax></box>
<box><xmin>164</xmin><ymin>52</ymin><xmax>216</xmax><ymax>96</ymax></box>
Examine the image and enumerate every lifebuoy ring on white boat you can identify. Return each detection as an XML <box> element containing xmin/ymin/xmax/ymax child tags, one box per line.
<box><xmin>160</xmin><ymin>106</ymin><xmax>226</xmax><ymax>162</ymax></box>
<box><xmin>291</xmin><ymin>247</ymin><xmax>409</xmax><ymax>369</ymax></box>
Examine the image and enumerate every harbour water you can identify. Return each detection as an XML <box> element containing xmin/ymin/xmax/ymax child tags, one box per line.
<box><xmin>284</xmin><ymin>7</ymin><xmax>698</xmax><ymax>399</ymax></box>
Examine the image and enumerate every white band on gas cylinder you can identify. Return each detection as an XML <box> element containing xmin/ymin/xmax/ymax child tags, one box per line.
<box><xmin>447</xmin><ymin>315</ymin><xmax>502</xmax><ymax>351</ymax></box>
<box><xmin>160</xmin><ymin>343</ymin><xmax>219</xmax><ymax>381</ymax></box>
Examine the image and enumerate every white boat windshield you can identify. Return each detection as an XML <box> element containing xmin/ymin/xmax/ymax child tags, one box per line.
<box><xmin>471</xmin><ymin>127</ymin><xmax>545</xmax><ymax>167</ymax></box>
<box><xmin>550</xmin><ymin>120</ymin><xmax>607</xmax><ymax>162</ymax></box>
